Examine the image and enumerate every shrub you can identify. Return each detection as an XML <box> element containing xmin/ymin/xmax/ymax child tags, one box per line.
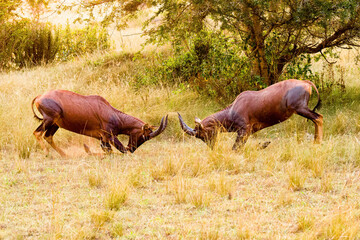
<box><xmin>287</xmin><ymin>164</ymin><xmax>307</xmax><ymax>191</ymax></box>
<box><xmin>0</xmin><ymin>20</ymin><xmax>60</xmax><ymax>69</ymax></box>
<box><xmin>90</xmin><ymin>210</ymin><xmax>113</xmax><ymax>228</ymax></box>
<box><xmin>58</xmin><ymin>22</ymin><xmax>111</xmax><ymax>61</ymax></box>
<box><xmin>281</xmin><ymin>54</ymin><xmax>318</xmax><ymax>82</ymax></box>
<box><xmin>189</xmin><ymin>189</ymin><xmax>211</xmax><ymax>208</ymax></box>
<box><xmin>0</xmin><ymin>20</ymin><xmax>111</xmax><ymax>70</ymax></box>
<box><xmin>0</xmin><ymin>20</ymin><xmax>30</xmax><ymax>69</ymax></box>
<box><xmin>282</xmin><ymin>50</ymin><xmax>346</xmax><ymax>94</ymax></box>
<box><xmin>111</xmin><ymin>222</ymin><xmax>124</xmax><ymax>237</ymax></box>
<box><xmin>88</xmin><ymin>170</ymin><xmax>103</xmax><ymax>188</ymax></box>
<box><xmin>15</xmin><ymin>22</ymin><xmax>60</xmax><ymax>67</ymax></box>
<box><xmin>142</xmin><ymin>31</ymin><xmax>257</xmax><ymax>104</ymax></box>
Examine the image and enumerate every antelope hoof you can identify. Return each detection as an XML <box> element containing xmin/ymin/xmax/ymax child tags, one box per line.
<box><xmin>260</xmin><ymin>141</ymin><xmax>271</xmax><ymax>149</ymax></box>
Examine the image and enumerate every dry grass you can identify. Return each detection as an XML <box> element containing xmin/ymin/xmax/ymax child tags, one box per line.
<box><xmin>1</xmin><ymin>46</ymin><xmax>360</xmax><ymax>239</ymax></box>
<box><xmin>2</xmin><ymin>137</ymin><xmax>360</xmax><ymax>238</ymax></box>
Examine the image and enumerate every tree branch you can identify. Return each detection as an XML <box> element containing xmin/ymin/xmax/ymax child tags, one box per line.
<box><xmin>298</xmin><ymin>21</ymin><xmax>358</xmax><ymax>54</ymax></box>
<box><xmin>320</xmin><ymin>49</ymin><xmax>337</xmax><ymax>64</ymax></box>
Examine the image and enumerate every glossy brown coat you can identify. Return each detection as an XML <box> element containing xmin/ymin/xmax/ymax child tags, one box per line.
<box><xmin>32</xmin><ymin>90</ymin><xmax>168</xmax><ymax>157</ymax></box>
<box><xmin>178</xmin><ymin>79</ymin><xmax>323</xmax><ymax>150</ymax></box>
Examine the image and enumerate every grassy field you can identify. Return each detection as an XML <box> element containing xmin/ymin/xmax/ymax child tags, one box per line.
<box><xmin>1</xmin><ymin>47</ymin><xmax>360</xmax><ymax>239</ymax></box>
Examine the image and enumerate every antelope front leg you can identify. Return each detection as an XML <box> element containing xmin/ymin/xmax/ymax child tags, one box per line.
<box><xmin>232</xmin><ymin>129</ymin><xmax>249</xmax><ymax>151</ymax></box>
<box><xmin>110</xmin><ymin>136</ymin><xmax>127</xmax><ymax>153</ymax></box>
<box><xmin>43</xmin><ymin>125</ymin><xmax>67</xmax><ymax>158</ymax></box>
<box><xmin>314</xmin><ymin>114</ymin><xmax>323</xmax><ymax>144</ymax></box>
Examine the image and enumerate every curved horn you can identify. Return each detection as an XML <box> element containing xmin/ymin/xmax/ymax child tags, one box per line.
<box><xmin>149</xmin><ymin>115</ymin><xmax>168</xmax><ymax>139</ymax></box>
<box><xmin>177</xmin><ymin>112</ymin><xmax>196</xmax><ymax>136</ymax></box>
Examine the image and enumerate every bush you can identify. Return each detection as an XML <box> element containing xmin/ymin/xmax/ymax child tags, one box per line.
<box><xmin>0</xmin><ymin>20</ymin><xmax>111</xmax><ymax>70</ymax></box>
<box><xmin>141</xmin><ymin>31</ymin><xmax>258</xmax><ymax>104</ymax></box>
<box><xmin>281</xmin><ymin>51</ymin><xmax>346</xmax><ymax>94</ymax></box>
<box><xmin>14</xmin><ymin>22</ymin><xmax>60</xmax><ymax>68</ymax></box>
<box><xmin>0</xmin><ymin>20</ymin><xmax>30</xmax><ymax>69</ymax></box>
<box><xmin>58</xmin><ymin>22</ymin><xmax>111</xmax><ymax>61</ymax></box>
<box><xmin>281</xmin><ymin>54</ymin><xmax>318</xmax><ymax>81</ymax></box>
<box><xmin>0</xmin><ymin>20</ymin><xmax>61</xmax><ymax>69</ymax></box>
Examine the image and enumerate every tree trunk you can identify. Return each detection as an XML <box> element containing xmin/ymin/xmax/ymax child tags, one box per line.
<box><xmin>247</xmin><ymin>6</ymin><xmax>272</xmax><ymax>86</ymax></box>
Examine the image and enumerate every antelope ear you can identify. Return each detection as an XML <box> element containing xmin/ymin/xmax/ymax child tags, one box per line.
<box><xmin>195</xmin><ymin>117</ymin><xmax>203</xmax><ymax>129</ymax></box>
<box><xmin>142</xmin><ymin>124</ymin><xmax>152</xmax><ymax>132</ymax></box>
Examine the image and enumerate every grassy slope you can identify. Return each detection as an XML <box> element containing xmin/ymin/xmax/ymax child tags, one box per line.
<box><xmin>1</xmin><ymin>50</ymin><xmax>360</xmax><ymax>239</ymax></box>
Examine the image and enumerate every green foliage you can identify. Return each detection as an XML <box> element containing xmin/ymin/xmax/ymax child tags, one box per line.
<box><xmin>282</xmin><ymin>54</ymin><xmax>318</xmax><ymax>81</ymax></box>
<box><xmin>151</xmin><ymin>31</ymin><xmax>258</xmax><ymax>103</ymax></box>
<box><xmin>14</xmin><ymin>22</ymin><xmax>60</xmax><ymax>67</ymax></box>
<box><xmin>58</xmin><ymin>22</ymin><xmax>111</xmax><ymax>61</ymax></box>
<box><xmin>140</xmin><ymin>0</ymin><xmax>360</xmax><ymax>84</ymax></box>
<box><xmin>282</xmin><ymin>50</ymin><xmax>348</xmax><ymax>95</ymax></box>
<box><xmin>0</xmin><ymin>20</ymin><xmax>111</xmax><ymax>70</ymax></box>
<box><xmin>0</xmin><ymin>20</ymin><xmax>61</xmax><ymax>69</ymax></box>
<box><xmin>0</xmin><ymin>0</ymin><xmax>21</xmax><ymax>23</ymax></box>
<box><xmin>65</xmin><ymin>0</ymin><xmax>152</xmax><ymax>28</ymax></box>
<box><xmin>0</xmin><ymin>20</ymin><xmax>24</xmax><ymax>69</ymax></box>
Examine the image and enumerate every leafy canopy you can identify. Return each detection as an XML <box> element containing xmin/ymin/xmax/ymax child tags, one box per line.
<box><xmin>72</xmin><ymin>0</ymin><xmax>360</xmax><ymax>84</ymax></box>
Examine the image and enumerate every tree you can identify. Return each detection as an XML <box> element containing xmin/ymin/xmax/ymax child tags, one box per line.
<box><xmin>0</xmin><ymin>0</ymin><xmax>22</xmax><ymax>23</ymax></box>
<box><xmin>68</xmin><ymin>0</ymin><xmax>360</xmax><ymax>85</ymax></box>
<box><xmin>23</xmin><ymin>0</ymin><xmax>51</xmax><ymax>21</ymax></box>
<box><xmin>145</xmin><ymin>0</ymin><xmax>360</xmax><ymax>85</ymax></box>
<box><xmin>62</xmin><ymin>0</ymin><xmax>153</xmax><ymax>28</ymax></box>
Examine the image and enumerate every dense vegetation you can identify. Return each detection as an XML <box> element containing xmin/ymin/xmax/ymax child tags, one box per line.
<box><xmin>0</xmin><ymin>20</ymin><xmax>111</xmax><ymax>70</ymax></box>
<box><xmin>76</xmin><ymin>0</ymin><xmax>360</xmax><ymax>85</ymax></box>
<box><xmin>2</xmin><ymin>0</ymin><xmax>358</xmax><ymax>102</ymax></box>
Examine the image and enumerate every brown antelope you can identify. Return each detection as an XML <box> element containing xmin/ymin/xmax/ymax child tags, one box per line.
<box><xmin>178</xmin><ymin>79</ymin><xmax>323</xmax><ymax>150</ymax></box>
<box><xmin>32</xmin><ymin>90</ymin><xmax>168</xmax><ymax>157</ymax></box>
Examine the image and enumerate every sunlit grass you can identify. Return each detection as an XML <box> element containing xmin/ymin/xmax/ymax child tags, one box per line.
<box><xmin>87</xmin><ymin>170</ymin><xmax>103</xmax><ymax>188</ymax></box>
<box><xmin>104</xmin><ymin>180</ymin><xmax>129</xmax><ymax>211</ymax></box>
<box><xmin>90</xmin><ymin>209</ymin><xmax>113</xmax><ymax>228</ymax></box>
<box><xmin>1</xmin><ymin>46</ymin><xmax>360</xmax><ymax>238</ymax></box>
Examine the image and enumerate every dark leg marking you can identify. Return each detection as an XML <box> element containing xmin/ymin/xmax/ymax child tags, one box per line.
<box><xmin>34</xmin><ymin>122</ymin><xmax>48</xmax><ymax>154</ymax></box>
<box><xmin>44</xmin><ymin>125</ymin><xmax>59</xmax><ymax>138</ymax></box>
<box><xmin>100</xmin><ymin>140</ymin><xmax>112</xmax><ymax>153</ymax></box>
<box><xmin>295</xmin><ymin>107</ymin><xmax>323</xmax><ymax>143</ymax></box>
<box><xmin>34</xmin><ymin>118</ymin><xmax>55</xmax><ymax>154</ymax></box>
<box><xmin>232</xmin><ymin>128</ymin><xmax>249</xmax><ymax>151</ymax></box>
<box><xmin>110</xmin><ymin>136</ymin><xmax>127</xmax><ymax>153</ymax></box>
<box><xmin>43</xmin><ymin>124</ymin><xmax>67</xmax><ymax>157</ymax></box>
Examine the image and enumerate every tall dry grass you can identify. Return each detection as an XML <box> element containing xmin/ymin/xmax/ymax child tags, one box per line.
<box><xmin>0</xmin><ymin>51</ymin><xmax>219</xmax><ymax>155</ymax></box>
<box><xmin>1</xmin><ymin>48</ymin><xmax>360</xmax><ymax>238</ymax></box>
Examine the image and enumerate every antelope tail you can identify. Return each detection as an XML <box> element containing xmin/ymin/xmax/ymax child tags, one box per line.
<box><xmin>31</xmin><ymin>96</ymin><xmax>43</xmax><ymax>121</ymax></box>
<box><xmin>305</xmin><ymin>80</ymin><xmax>322</xmax><ymax>112</ymax></box>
